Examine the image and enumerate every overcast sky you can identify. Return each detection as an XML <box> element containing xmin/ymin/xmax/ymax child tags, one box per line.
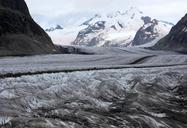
<box><xmin>25</xmin><ymin>0</ymin><xmax>187</xmax><ymax>28</ymax></box>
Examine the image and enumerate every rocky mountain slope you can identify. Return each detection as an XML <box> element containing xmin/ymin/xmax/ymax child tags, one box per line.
<box><xmin>131</xmin><ymin>17</ymin><xmax>173</xmax><ymax>46</ymax></box>
<box><xmin>0</xmin><ymin>0</ymin><xmax>57</xmax><ymax>56</ymax></box>
<box><xmin>71</xmin><ymin>7</ymin><xmax>172</xmax><ymax>47</ymax></box>
<box><xmin>153</xmin><ymin>14</ymin><xmax>187</xmax><ymax>52</ymax></box>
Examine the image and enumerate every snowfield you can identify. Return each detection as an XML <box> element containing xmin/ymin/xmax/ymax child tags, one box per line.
<box><xmin>0</xmin><ymin>47</ymin><xmax>186</xmax><ymax>128</ymax></box>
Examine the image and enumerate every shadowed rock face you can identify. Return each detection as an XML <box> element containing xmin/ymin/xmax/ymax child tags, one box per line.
<box><xmin>0</xmin><ymin>0</ymin><xmax>30</xmax><ymax>15</ymax></box>
<box><xmin>153</xmin><ymin>14</ymin><xmax>187</xmax><ymax>52</ymax></box>
<box><xmin>0</xmin><ymin>0</ymin><xmax>57</xmax><ymax>56</ymax></box>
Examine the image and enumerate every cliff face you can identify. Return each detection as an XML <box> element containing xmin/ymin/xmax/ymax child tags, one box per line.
<box><xmin>153</xmin><ymin>14</ymin><xmax>187</xmax><ymax>52</ymax></box>
<box><xmin>0</xmin><ymin>0</ymin><xmax>58</xmax><ymax>56</ymax></box>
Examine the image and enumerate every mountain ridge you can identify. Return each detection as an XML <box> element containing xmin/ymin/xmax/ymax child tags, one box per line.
<box><xmin>72</xmin><ymin>7</ymin><xmax>172</xmax><ymax>47</ymax></box>
<box><xmin>0</xmin><ymin>0</ymin><xmax>58</xmax><ymax>56</ymax></box>
<box><xmin>46</xmin><ymin>7</ymin><xmax>172</xmax><ymax>47</ymax></box>
<box><xmin>153</xmin><ymin>13</ymin><xmax>187</xmax><ymax>52</ymax></box>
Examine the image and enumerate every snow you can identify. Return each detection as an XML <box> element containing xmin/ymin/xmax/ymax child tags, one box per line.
<box><xmin>105</xmin><ymin>31</ymin><xmax>136</xmax><ymax>41</ymax></box>
<box><xmin>137</xmin><ymin>36</ymin><xmax>162</xmax><ymax>47</ymax></box>
<box><xmin>47</xmin><ymin>7</ymin><xmax>172</xmax><ymax>46</ymax></box>
<box><xmin>0</xmin><ymin>117</ymin><xmax>12</xmax><ymax>125</ymax></box>
<box><xmin>136</xmin><ymin>21</ymin><xmax>172</xmax><ymax>47</ymax></box>
<box><xmin>74</xmin><ymin>7</ymin><xmax>145</xmax><ymax>46</ymax></box>
<box><xmin>154</xmin><ymin>21</ymin><xmax>172</xmax><ymax>36</ymax></box>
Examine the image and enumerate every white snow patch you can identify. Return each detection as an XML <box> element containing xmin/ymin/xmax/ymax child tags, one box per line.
<box><xmin>0</xmin><ymin>117</ymin><xmax>12</xmax><ymax>125</ymax></box>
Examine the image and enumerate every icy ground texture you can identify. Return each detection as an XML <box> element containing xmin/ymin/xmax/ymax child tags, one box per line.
<box><xmin>0</xmin><ymin>66</ymin><xmax>187</xmax><ymax>128</ymax></box>
<box><xmin>0</xmin><ymin>47</ymin><xmax>186</xmax><ymax>76</ymax></box>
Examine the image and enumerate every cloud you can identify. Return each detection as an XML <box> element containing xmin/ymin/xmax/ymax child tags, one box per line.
<box><xmin>25</xmin><ymin>0</ymin><xmax>187</xmax><ymax>27</ymax></box>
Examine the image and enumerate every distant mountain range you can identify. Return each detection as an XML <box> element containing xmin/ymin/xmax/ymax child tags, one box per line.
<box><xmin>46</xmin><ymin>7</ymin><xmax>173</xmax><ymax>47</ymax></box>
<box><xmin>45</xmin><ymin>25</ymin><xmax>63</xmax><ymax>32</ymax></box>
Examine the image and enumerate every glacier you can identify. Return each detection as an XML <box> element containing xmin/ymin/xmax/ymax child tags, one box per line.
<box><xmin>0</xmin><ymin>65</ymin><xmax>186</xmax><ymax>127</ymax></box>
<box><xmin>0</xmin><ymin>47</ymin><xmax>186</xmax><ymax>128</ymax></box>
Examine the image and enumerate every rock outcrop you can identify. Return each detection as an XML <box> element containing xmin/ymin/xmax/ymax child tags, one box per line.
<box><xmin>153</xmin><ymin>14</ymin><xmax>187</xmax><ymax>52</ymax></box>
<box><xmin>0</xmin><ymin>0</ymin><xmax>58</xmax><ymax>56</ymax></box>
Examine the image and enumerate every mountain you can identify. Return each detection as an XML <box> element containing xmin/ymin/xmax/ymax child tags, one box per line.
<box><xmin>0</xmin><ymin>0</ymin><xmax>58</xmax><ymax>56</ymax></box>
<box><xmin>131</xmin><ymin>17</ymin><xmax>173</xmax><ymax>46</ymax></box>
<box><xmin>153</xmin><ymin>14</ymin><xmax>187</xmax><ymax>52</ymax></box>
<box><xmin>72</xmin><ymin>7</ymin><xmax>172</xmax><ymax>47</ymax></box>
<box><xmin>45</xmin><ymin>25</ymin><xmax>63</xmax><ymax>32</ymax></box>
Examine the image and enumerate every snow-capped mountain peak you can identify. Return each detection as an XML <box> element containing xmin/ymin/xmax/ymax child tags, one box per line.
<box><xmin>72</xmin><ymin>6</ymin><xmax>173</xmax><ymax>47</ymax></box>
<box><xmin>107</xmin><ymin>6</ymin><xmax>143</xmax><ymax>19</ymax></box>
<box><xmin>46</xmin><ymin>7</ymin><xmax>173</xmax><ymax>47</ymax></box>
